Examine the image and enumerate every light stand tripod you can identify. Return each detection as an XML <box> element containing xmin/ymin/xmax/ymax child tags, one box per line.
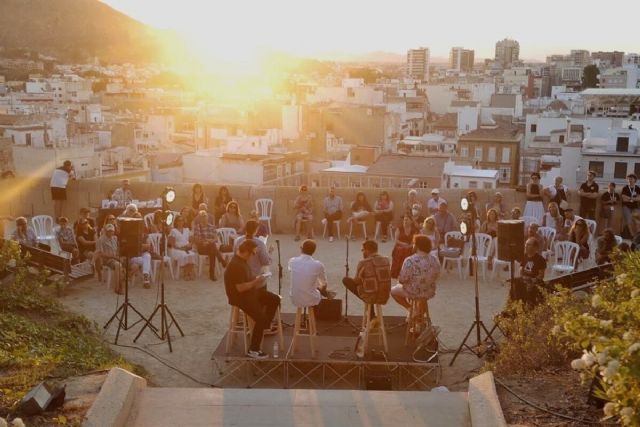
<box><xmin>103</xmin><ymin>255</ymin><xmax>148</xmax><ymax>344</ymax></box>
<box><xmin>449</xmin><ymin>201</ymin><xmax>497</xmax><ymax>366</ymax></box>
<box><xmin>134</xmin><ymin>225</ymin><xmax>184</xmax><ymax>352</ymax></box>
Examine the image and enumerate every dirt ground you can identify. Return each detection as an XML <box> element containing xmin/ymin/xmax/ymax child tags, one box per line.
<box><xmin>59</xmin><ymin>233</ymin><xmax>510</xmax><ymax>390</ymax></box>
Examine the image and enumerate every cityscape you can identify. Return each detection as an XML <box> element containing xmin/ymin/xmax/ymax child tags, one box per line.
<box><xmin>0</xmin><ymin>1</ymin><xmax>639</xmax><ymax>427</ymax></box>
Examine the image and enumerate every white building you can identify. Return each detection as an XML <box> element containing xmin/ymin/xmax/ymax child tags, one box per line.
<box><xmin>442</xmin><ymin>161</ymin><xmax>499</xmax><ymax>190</ymax></box>
<box><xmin>407</xmin><ymin>47</ymin><xmax>430</xmax><ymax>81</ymax></box>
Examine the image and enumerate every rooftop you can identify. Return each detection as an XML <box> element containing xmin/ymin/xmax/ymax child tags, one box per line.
<box><xmin>366</xmin><ymin>154</ymin><xmax>448</xmax><ymax>178</ymax></box>
<box><xmin>489</xmin><ymin>94</ymin><xmax>517</xmax><ymax>109</ymax></box>
<box><xmin>458</xmin><ymin>122</ymin><xmax>521</xmax><ymax>142</ymax></box>
<box><xmin>432</xmin><ymin>113</ymin><xmax>457</xmax><ymax>129</ymax></box>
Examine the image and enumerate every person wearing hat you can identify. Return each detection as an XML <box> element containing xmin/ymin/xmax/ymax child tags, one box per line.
<box><xmin>485</xmin><ymin>192</ymin><xmax>507</xmax><ymax>219</ymax></box>
<box><xmin>293</xmin><ymin>185</ymin><xmax>313</xmax><ymax>241</ymax></box>
<box><xmin>433</xmin><ymin>201</ymin><xmax>458</xmax><ymax>237</ymax></box>
<box><xmin>111</xmin><ymin>179</ymin><xmax>134</xmax><ymax>207</ymax></box>
<box><xmin>578</xmin><ymin>170</ymin><xmax>599</xmax><ymax>220</ymax></box>
<box><xmin>427</xmin><ymin>189</ymin><xmax>446</xmax><ymax>216</ymax></box>
<box><xmin>404</xmin><ymin>189</ymin><xmax>423</xmax><ymax>216</ymax></box>
<box><xmin>119</xmin><ymin>203</ymin><xmax>139</xmax><ymax>218</ymax></box>
<box><xmin>97</xmin><ymin>223</ymin><xmax>123</xmax><ymax>294</ymax></box>
<box><xmin>11</xmin><ymin>216</ymin><xmax>37</xmax><ymax>248</ymax></box>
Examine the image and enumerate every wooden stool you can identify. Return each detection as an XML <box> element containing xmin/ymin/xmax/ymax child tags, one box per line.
<box><xmin>361</xmin><ymin>303</ymin><xmax>388</xmax><ymax>353</ymax></box>
<box><xmin>289</xmin><ymin>306</ymin><xmax>317</xmax><ymax>356</ymax></box>
<box><xmin>225</xmin><ymin>306</ymin><xmax>253</xmax><ymax>354</ymax></box>
<box><xmin>405</xmin><ymin>298</ymin><xmax>430</xmax><ymax>345</ymax></box>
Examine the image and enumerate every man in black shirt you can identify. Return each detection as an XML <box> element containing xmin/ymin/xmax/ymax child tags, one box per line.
<box><xmin>224</xmin><ymin>239</ymin><xmax>280</xmax><ymax>359</ymax></box>
<box><xmin>600</xmin><ymin>182</ymin><xmax>620</xmax><ymax>231</ymax></box>
<box><xmin>621</xmin><ymin>174</ymin><xmax>640</xmax><ymax>237</ymax></box>
<box><xmin>511</xmin><ymin>238</ymin><xmax>547</xmax><ymax>306</ymax></box>
<box><xmin>578</xmin><ymin>171</ymin><xmax>599</xmax><ymax>220</ymax></box>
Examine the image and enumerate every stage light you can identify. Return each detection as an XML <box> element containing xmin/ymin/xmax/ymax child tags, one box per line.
<box><xmin>460</xmin><ymin>197</ymin><xmax>470</xmax><ymax>212</ymax></box>
<box><xmin>164</xmin><ymin>211</ymin><xmax>175</xmax><ymax>226</ymax></box>
<box><xmin>460</xmin><ymin>221</ymin><xmax>469</xmax><ymax>236</ymax></box>
<box><xmin>163</xmin><ymin>187</ymin><xmax>176</xmax><ymax>204</ymax></box>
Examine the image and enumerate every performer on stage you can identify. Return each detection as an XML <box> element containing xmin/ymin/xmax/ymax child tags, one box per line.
<box><xmin>288</xmin><ymin>239</ymin><xmax>334</xmax><ymax>308</ymax></box>
<box><xmin>224</xmin><ymin>240</ymin><xmax>280</xmax><ymax>360</ymax></box>
<box><xmin>342</xmin><ymin>240</ymin><xmax>391</xmax><ymax>317</ymax></box>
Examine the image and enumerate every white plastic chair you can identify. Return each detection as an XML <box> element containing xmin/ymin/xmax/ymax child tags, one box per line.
<box><xmin>348</xmin><ymin>220</ymin><xmax>367</xmax><ymax>240</ymax></box>
<box><xmin>374</xmin><ymin>221</ymin><xmax>394</xmax><ymax>241</ymax></box>
<box><xmin>441</xmin><ymin>231</ymin><xmax>464</xmax><ymax>279</ymax></box>
<box><xmin>491</xmin><ymin>237</ymin><xmax>518</xmax><ymax>281</ymax></box>
<box><xmin>584</xmin><ymin>219</ymin><xmax>597</xmax><ymax>237</ymax></box>
<box><xmin>521</xmin><ymin>215</ymin><xmax>539</xmax><ymax>229</ymax></box>
<box><xmin>2</xmin><ymin>219</ymin><xmax>16</xmax><ymax>240</ymax></box>
<box><xmin>467</xmin><ymin>233</ymin><xmax>492</xmax><ymax>282</ymax></box>
<box><xmin>551</xmin><ymin>241</ymin><xmax>580</xmax><ymax>276</ymax></box>
<box><xmin>537</xmin><ymin>226</ymin><xmax>557</xmax><ymax>259</ymax></box>
<box><xmin>216</xmin><ymin>228</ymin><xmax>237</xmax><ymax>262</ymax></box>
<box><xmin>32</xmin><ymin>215</ymin><xmax>55</xmax><ymax>242</ymax></box>
<box><xmin>143</xmin><ymin>213</ymin><xmax>155</xmax><ymax>230</ymax></box>
<box><xmin>615</xmin><ymin>235</ymin><xmax>623</xmax><ymax>245</ymax></box>
<box><xmin>322</xmin><ymin>219</ymin><xmax>341</xmax><ymax>240</ymax></box>
<box><xmin>255</xmin><ymin>198</ymin><xmax>273</xmax><ymax>234</ymax></box>
<box><xmin>147</xmin><ymin>233</ymin><xmax>175</xmax><ymax>282</ymax></box>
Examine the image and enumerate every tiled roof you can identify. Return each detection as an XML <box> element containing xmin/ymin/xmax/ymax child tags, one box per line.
<box><xmin>458</xmin><ymin>122</ymin><xmax>522</xmax><ymax>142</ymax></box>
<box><xmin>432</xmin><ymin>113</ymin><xmax>457</xmax><ymax>129</ymax></box>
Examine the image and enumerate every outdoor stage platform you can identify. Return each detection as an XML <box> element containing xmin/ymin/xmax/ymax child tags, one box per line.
<box><xmin>212</xmin><ymin>313</ymin><xmax>441</xmax><ymax>391</ymax></box>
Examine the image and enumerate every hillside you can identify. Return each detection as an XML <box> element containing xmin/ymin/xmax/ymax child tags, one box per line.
<box><xmin>0</xmin><ymin>0</ymin><xmax>167</xmax><ymax>63</ymax></box>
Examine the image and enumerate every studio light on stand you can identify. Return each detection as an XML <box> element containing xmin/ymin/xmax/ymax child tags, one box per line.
<box><xmin>449</xmin><ymin>196</ymin><xmax>497</xmax><ymax>366</ymax></box>
<box><xmin>135</xmin><ymin>186</ymin><xmax>184</xmax><ymax>352</ymax></box>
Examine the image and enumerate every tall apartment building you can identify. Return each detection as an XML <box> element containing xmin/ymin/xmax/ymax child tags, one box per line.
<box><xmin>494</xmin><ymin>38</ymin><xmax>520</xmax><ymax>68</ymax></box>
<box><xmin>407</xmin><ymin>47</ymin><xmax>430</xmax><ymax>81</ymax></box>
<box><xmin>450</xmin><ymin>47</ymin><xmax>475</xmax><ymax>72</ymax></box>
<box><xmin>570</xmin><ymin>50</ymin><xmax>591</xmax><ymax>68</ymax></box>
<box><xmin>592</xmin><ymin>51</ymin><xmax>624</xmax><ymax>68</ymax></box>
<box><xmin>625</xmin><ymin>53</ymin><xmax>640</xmax><ymax>65</ymax></box>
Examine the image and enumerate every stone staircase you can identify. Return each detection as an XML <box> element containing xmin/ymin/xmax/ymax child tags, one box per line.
<box><xmin>83</xmin><ymin>369</ymin><xmax>506</xmax><ymax>427</ymax></box>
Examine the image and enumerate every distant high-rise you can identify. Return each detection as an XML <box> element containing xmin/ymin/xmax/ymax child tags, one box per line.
<box><xmin>591</xmin><ymin>51</ymin><xmax>624</xmax><ymax>67</ymax></box>
<box><xmin>450</xmin><ymin>47</ymin><xmax>475</xmax><ymax>72</ymax></box>
<box><xmin>494</xmin><ymin>38</ymin><xmax>519</xmax><ymax>68</ymax></box>
<box><xmin>570</xmin><ymin>50</ymin><xmax>591</xmax><ymax>68</ymax></box>
<box><xmin>407</xmin><ymin>47</ymin><xmax>430</xmax><ymax>81</ymax></box>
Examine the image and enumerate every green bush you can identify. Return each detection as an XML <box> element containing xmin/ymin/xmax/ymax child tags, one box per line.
<box><xmin>556</xmin><ymin>251</ymin><xmax>640</xmax><ymax>425</ymax></box>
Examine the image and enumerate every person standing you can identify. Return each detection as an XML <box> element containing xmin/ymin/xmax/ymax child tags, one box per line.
<box><xmin>485</xmin><ymin>192</ymin><xmax>507</xmax><ymax>219</ymax></box>
<box><xmin>524</xmin><ymin>173</ymin><xmax>544</xmax><ymax>224</ymax></box>
<box><xmin>544</xmin><ymin>176</ymin><xmax>569</xmax><ymax>216</ymax></box>
<box><xmin>322</xmin><ymin>187</ymin><xmax>343</xmax><ymax>242</ymax></box>
<box><xmin>224</xmin><ymin>239</ymin><xmax>280</xmax><ymax>359</ymax></box>
<box><xmin>288</xmin><ymin>239</ymin><xmax>333</xmax><ymax>308</ymax></box>
<box><xmin>426</xmin><ymin>189</ymin><xmax>446</xmax><ymax>216</ymax></box>
<box><xmin>578</xmin><ymin>171</ymin><xmax>599</xmax><ymax>220</ymax></box>
<box><xmin>50</xmin><ymin>160</ymin><xmax>75</xmax><ymax>219</ymax></box>
<box><xmin>599</xmin><ymin>183</ymin><xmax>620</xmax><ymax>231</ymax></box>
<box><xmin>111</xmin><ymin>179</ymin><xmax>134</xmax><ymax>207</ymax></box>
<box><xmin>621</xmin><ymin>174</ymin><xmax>640</xmax><ymax>237</ymax></box>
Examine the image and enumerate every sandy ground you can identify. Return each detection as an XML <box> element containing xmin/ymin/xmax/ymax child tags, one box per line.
<box><xmin>59</xmin><ymin>234</ymin><xmax>509</xmax><ymax>390</ymax></box>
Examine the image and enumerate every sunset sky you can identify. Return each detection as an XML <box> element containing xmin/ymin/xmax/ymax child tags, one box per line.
<box><xmin>103</xmin><ymin>0</ymin><xmax>637</xmax><ymax>63</ymax></box>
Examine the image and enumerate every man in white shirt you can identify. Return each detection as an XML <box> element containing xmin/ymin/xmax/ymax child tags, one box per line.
<box><xmin>426</xmin><ymin>189</ymin><xmax>446</xmax><ymax>216</ymax></box>
<box><xmin>322</xmin><ymin>187</ymin><xmax>343</xmax><ymax>242</ymax></box>
<box><xmin>288</xmin><ymin>240</ymin><xmax>333</xmax><ymax>307</ymax></box>
<box><xmin>50</xmin><ymin>160</ymin><xmax>75</xmax><ymax>219</ymax></box>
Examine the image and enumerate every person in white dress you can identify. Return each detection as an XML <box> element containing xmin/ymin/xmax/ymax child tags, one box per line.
<box><xmin>523</xmin><ymin>172</ymin><xmax>545</xmax><ymax>224</ymax></box>
<box><xmin>168</xmin><ymin>215</ymin><xmax>197</xmax><ymax>269</ymax></box>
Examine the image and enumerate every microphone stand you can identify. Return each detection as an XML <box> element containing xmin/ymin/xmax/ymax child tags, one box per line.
<box><xmin>276</xmin><ymin>239</ymin><xmax>283</xmax><ymax>296</ymax></box>
<box><xmin>327</xmin><ymin>236</ymin><xmax>359</xmax><ymax>333</ymax></box>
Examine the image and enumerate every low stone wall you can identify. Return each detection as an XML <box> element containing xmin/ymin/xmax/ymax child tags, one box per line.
<box><xmin>0</xmin><ymin>177</ymin><xmax>623</xmax><ymax>234</ymax></box>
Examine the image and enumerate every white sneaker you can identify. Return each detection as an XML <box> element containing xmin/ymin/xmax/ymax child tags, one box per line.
<box><xmin>329</xmin><ymin>236</ymin><xmax>334</xmax><ymax>242</ymax></box>
<box><xmin>247</xmin><ymin>350</ymin><xmax>269</xmax><ymax>359</ymax></box>
<box><xmin>321</xmin><ymin>218</ymin><xmax>328</xmax><ymax>225</ymax></box>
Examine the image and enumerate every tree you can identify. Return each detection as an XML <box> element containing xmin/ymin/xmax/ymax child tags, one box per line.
<box><xmin>582</xmin><ymin>64</ymin><xmax>600</xmax><ymax>89</ymax></box>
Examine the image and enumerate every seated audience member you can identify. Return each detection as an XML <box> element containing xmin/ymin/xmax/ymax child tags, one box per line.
<box><xmin>410</xmin><ymin>203</ymin><xmax>425</xmax><ymax>229</ymax></box>
<box><xmin>168</xmin><ymin>215</ymin><xmax>197</xmax><ymax>275</ymax></box>
<box><xmin>12</xmin><ymin>217</ymin><xmax>38</xmax><ymax>247</ymax></box>
<box><xmin>510</xmin><ymin>207</ymin><xmax>522</xmax><ymax>220</ymax></box>
<box><xmin>56</xmin><ymin>217</ymin><xmax>79</xmax><ymax>260</ymax></box>
<box><xmin>224</xmin><ymin>239</ymin><xmax>280</xmax><ymax>359</ymax></box>
<box><xmin>391</xmin><ymin>235</ymin><xmax>441</xmax><ymax>317</ymax></box>
<box><xmin>293</xmin><ymin>185</ymin><xmax>313</xmax><ymax>241</ymax></box>
<box><xmin>100</xmin><ymin>214</ymin><xmax>119</xmax><ymax>237</ymax></box>
<box><xmin>214</xmin><ymin>186</ymin><xmax>233</xmax><ymax>226</ymax></box>
<box><xmin>347</xmin><ymin>192</ymin><xmax>372</xmax><ymax>239</ymax></box>
<box><xmin>560</xmin><ymin>207</ymin><xmax>582</xmax><ymax>240</ymax></box>
<box><xmin>97</xmin><ymin>224</ymin><xmax>122</xmax><ymax>294</ymax></box>
<box><xmin>427</xmin><ymin>189</ymin><xmax>446</xmax><ymax>216</ymax></box>
<box><xmin>342</xmin><ymin>240</ymin><xmax>391</xmax><ymax>318</ymax></box>
<box><xmin>485</xmin><ymin>192</ymin><xmax>507</xmax><ymax>219</ymax></box>
<box><xmin>421</xmin><ymin>216</ymin><xmax>440</xmax><ymax>255</ymax></box>
<box><xmin>526</xmin><ymin>223</ymin><xmax>544</xmax><ymax>255</ymax></box>
<box><xmin>191</xmin><ymin>183</ymin><xmax>209</xmax><ymax>211</ymax></box>
<box><xmin>247</xmin><ymin>210</ymin><xmax>269</xmax><ymax>237</ymax></box>
<box><xmin>74</xmin><ymin>207</ymin><xmax>95</xmax><ymax>233</ymax></box>
<box><xmin>178</xmin><ymin>206</ymin><xmax>195</xmax><ymax>230</ymax></box>
<box><xmin>119</xmin><ymin>203</ymin><xmax>138</xmax><ymax>218</ymax></box>
<box><xmin>433</xmin><ymin>202</ymin><xmax>457</xmax><ymax>237</ymax></box>
<box><xmin>542</xmin><ymin>202</ymin><xmax>563</xmax><ymax>232</ymax></box>
<box><xmin>569</xmin><ymin>218</ymin><xmax>591</xmax><ymax>262</ymax></box>
<box><xmin>233</xmin><ymin>220</ymin><xmax>271</xmax><ymax>277</ymax></box>
<box><xmin>480</xmin><ymin>208</ymin><xmax>499</xmax><ymax>238</ymax></box>
<box><xmin>219</xmin><ymin>201</ymin><xmax>244</xmax><ymax>233</ymax></box>
<box><xmin>544</xmin><ymin>176</ymin><xmax>570</xmax><ymax>216</ymax></box>
<box><xmin>130</xmin><ymin>231</ymin><xmax>152</xmax><ymax>288</ymax></box>
<box><xmin>193</xmin><ymin>210</ymin><xmax>227</xmax><ymax>281</ymax></box>
<box><xmin>111</xmin><ymin>179</ymin><xmax>134</xmax><ymax>206</ymax></box>
<box><xmin>392</xmin><ymin>215</ymin><xmax>419</xmax><ymax>278</ymax></box>
<box><xmin>520</xmin><ymin>237</ymin><xmax>547</xmax><ymax>281</ymax></box>
<box><xmin>76</xmin><ymin>218</ymin><xmax>96</xmax><ymax>262</ymax></box>
<box><xmin>405</xmin><ymin>189</ymin><xmax>422</xmax><ymax>216</ymax></box>
<box><xmin>596</xmin><ymin>228</ymin><xmax>618</xmax><ymax>265</ymax></box>
<box><xmin>373</xmin><ymin>191</ymin><xmax>394</xmax><ymax>242</ymax></box>
<box><xmin>147</xmin><ymin>209</ymin><xmax>164</xmax><ymax>234</ymax></box>
<box><xmin>322</xmin><ymin>186</ymin><xmax>343</xmax><ymax>242</ymax></box>
<box><xmin>288</xmin><ymin>239</ymin><xmax>334</xmax><ymax>308</ymax></box>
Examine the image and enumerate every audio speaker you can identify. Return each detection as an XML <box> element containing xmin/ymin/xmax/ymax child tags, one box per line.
<box><xmin>118</xmin><ymin>218</ymin><xmax>144</xmax><ymax>258</ymax></box>
<box><xmin>497</xmin><ymin>220</ymin><xmax>524</xmax><ymax>262</ymax></box>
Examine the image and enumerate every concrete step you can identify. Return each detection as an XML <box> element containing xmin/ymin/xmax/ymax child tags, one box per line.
<box><xmin>127</xmin><ymin>388</ymin><xmax>471</xmax><ymax>427</ymax></box>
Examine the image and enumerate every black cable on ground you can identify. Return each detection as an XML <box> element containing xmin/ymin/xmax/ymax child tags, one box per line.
<box><xmin>494</xmin><ymin>376</ymin><xmax>615</xmax><ymax>425</ymax></box>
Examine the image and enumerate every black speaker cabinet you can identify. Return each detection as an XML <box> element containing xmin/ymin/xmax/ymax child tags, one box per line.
<box><xmin>497</xmin><ymin>220</ymin><xmax>524</xmax><ymax>262</ymax></box>
<box><xmin>118</xmin><ymin>218</ymin><xmax>144</xmax><ymax>258</ymax></box>
<box><xmin>316</xmin><ymin>298</ymin><xmax>342</xmax><ymax>321</ymax></box>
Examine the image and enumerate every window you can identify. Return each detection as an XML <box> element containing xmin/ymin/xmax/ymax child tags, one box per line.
<box><xmin>460</xmin><ymin>147</ymin><xmax>469</xmax><ymax>157</ymax></box>
<box><xmin>559</xmin><ymin>135</ymin><xmax>565</xmax><ymax>143</ymax></box>
<box><xmin>499</xmin><ymin>167</ymin><xmax>511</xmax><ymax>183</ymax></box>
<box><xmin>614</xmin><ymin>162</ymin><xmax>628</xmax><ymax>179</ymax></box>
<box><xmin>501</xmin><ymin>147</ymin><xmax>511</xmax><ymax>163</ymax></box>
<box><xmin>474</xmin><ymin>147</ymin><xmax>483</xmax><ymax>160</ymax></box>
<box><xmin>635</xmin><ymin>163</ymin><xmax>640</xmax><ymax>177</ymax></box>
<box><xmin>468</xmin><ymin>181</ymin><xmax>478</xmax><ymax>189</ymax></box>
<box><xmin>25</xmin><ymin>133</ymin><xmax>31</xmax><ymax>146</ymax></box>
<box><xmin>483</xmin><ymin>182</ymin><xmax>493</xmax><ymax>189</ymax></box>
<box><xmin>530</xmin><ymin>124</ymin><xmax>537</xmax><ymax>132</ymax></box>
<box><xmin>616</xmin><ymin>136</ymin><xmax>630</xmax><ymax>153</ymax></box>
<box><xmin>589</xmin><ymin>161</ymin><xmax>604</xmax><ymax>177</ymax></box>
<box><xmin>488</xmin><ymin>147</ymin><xmax>496</xmax><ymax>162</ymax></box>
